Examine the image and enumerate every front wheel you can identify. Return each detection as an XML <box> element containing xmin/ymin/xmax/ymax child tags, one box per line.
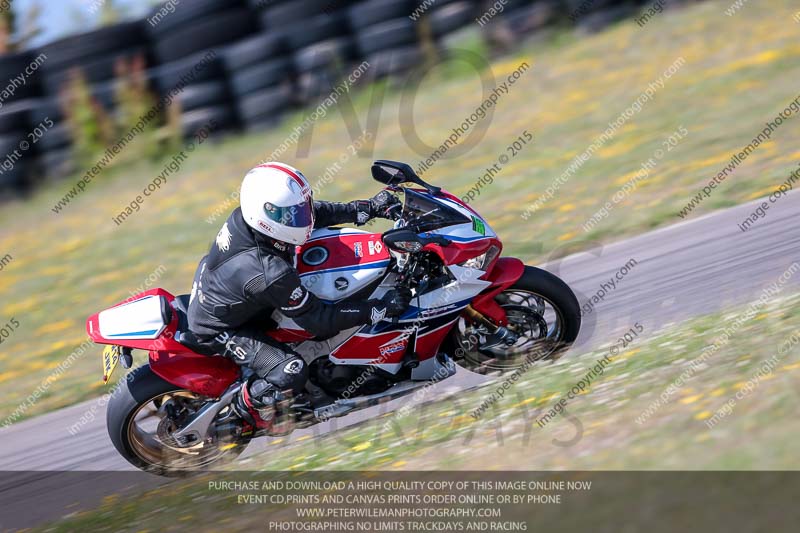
<box><xmin>106</xmin><ymin>365</ymin><xmax>250</xmax><ymax>476</ymax></box>
<box><xmin>447</xmin><ymin>266</ymin><xmax>581</xmax><ymax>374</ymax></box>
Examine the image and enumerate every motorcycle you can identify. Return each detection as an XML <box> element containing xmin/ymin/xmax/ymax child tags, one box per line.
<box><xmin>86</xmin><ymin>160</ymin><xmax>581</xmax><ymax>475</ymax></box>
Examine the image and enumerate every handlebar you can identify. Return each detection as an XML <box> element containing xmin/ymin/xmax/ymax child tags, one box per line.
<box><xmin>386</xmin><ymin>202</ymin><xmax>403</xmax><ymax>222</ymax></box>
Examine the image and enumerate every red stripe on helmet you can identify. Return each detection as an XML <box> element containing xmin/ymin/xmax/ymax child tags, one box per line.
<box><xmin>260</xmin><ymin>163</ymin><xmax>307</xmax><ymax>190</ymax></box>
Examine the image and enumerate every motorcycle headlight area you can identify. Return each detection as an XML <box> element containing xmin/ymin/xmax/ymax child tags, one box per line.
<box><xmin>392</xmin><ymin>241</ymin><xmax>423</xmax><ymax>253</ymax></box>
<box><xmin>458</xmin><ymin>245</ymin><xmax>500</xmax><ymax>271</ymax></box>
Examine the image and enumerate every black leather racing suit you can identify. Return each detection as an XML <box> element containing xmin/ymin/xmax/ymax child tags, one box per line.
<box><xmin>187</xmin><ymin>201</ymin><xmax>385</xmax><ymax>396</ymax></box>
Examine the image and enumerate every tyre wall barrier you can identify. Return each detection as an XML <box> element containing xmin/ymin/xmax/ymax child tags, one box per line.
<box><xmin>0</xmin><ymin>0</ymin><xmax>697</xmax><ymax>196</ymax></box>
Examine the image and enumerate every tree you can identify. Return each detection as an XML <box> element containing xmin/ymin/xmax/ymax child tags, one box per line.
<box><xmin>0</xmin><ymin>0</ymin><xmax>44</xmax><ymax>53</ymax></box>
<box><xmin>99</xmin><ymin>0</ymin><xmax>129</xmax><ymax>26</ymax></box>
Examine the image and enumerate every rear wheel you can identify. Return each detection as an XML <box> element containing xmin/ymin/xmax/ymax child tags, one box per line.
<box><xmin>448</xmin><ymin>266</ymin><xmax>581</xmax><ymax>374</ymax></box>
<box><xmin>107</xmin><ymin>365</ymin><xmax>250</xmax><ymax>476</ymax></box>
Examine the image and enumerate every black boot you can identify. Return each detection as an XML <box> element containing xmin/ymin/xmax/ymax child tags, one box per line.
<box><xmin>232</xmin><ymin>378</ymin><xmax>278</xmax><ymax>430</ymax></box>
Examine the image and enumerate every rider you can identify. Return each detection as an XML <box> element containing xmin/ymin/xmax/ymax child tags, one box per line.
<box><xmin>187</xmin><ymin>162</ymin><xmax>411</xmax><ymax>430</ymax></box>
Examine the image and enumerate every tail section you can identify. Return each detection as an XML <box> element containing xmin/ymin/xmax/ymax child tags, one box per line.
<box><xmin>86</xmin><ymin>288</ymin><xmax>184</xmax><ymax>352</ymax></box>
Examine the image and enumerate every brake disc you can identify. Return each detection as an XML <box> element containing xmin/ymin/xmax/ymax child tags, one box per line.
<box><xmin>156</xmin><ymin>401</ymin><xmax>206</xmax><ymax>454</ymax></box>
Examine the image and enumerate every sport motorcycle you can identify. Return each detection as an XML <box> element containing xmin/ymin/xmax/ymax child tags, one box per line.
<box><xmin>86</xmin><ymin>160</ymin><xmax>581</xmax><ymax>475</ymax></box>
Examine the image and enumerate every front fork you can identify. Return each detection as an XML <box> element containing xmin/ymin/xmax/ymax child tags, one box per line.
<box><xmin>464</xmin><ymin>257</ymin><xmax>527</xmax><ymax>355</ymax></box>
<box><xmin>464</xmin><ymin>305</ymin><xmax>519</xmax><ymax>354</ymax></box>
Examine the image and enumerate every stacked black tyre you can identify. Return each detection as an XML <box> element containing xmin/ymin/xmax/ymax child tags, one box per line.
<box><xmin>475</xmin><ymin>0</ymin><xmax>558</xmax><ymax>39</ymax></box>
<box><xmin>349</xmin><ymin>0</ymin><xmax>422</xmax><ymax>79</ymax></box>
<box><xmin>250</xmin><ymin>0</ymin><xmax>350</xmax><ymax>113</ymax></box>
<box><xmin>427</xmin><ymin>0</ymin><xmax>479</xmax><ymax>42</ymax></box>
<box><xmin>32</xmin><ymin>22</ymin><xmax>147</xmax><ymax>184</ymax></box>
<box><xmin>504</xmin><ymin>1</ymin><xmax>560</xmax><ymax>37</ymax></box>
<box><xmin>38</xmin><ymin>20</ymin><xmax>148</xmax><ymax>109</ymax></box>
<box><xmin>0</xmin><ymin>51</ymin><xmax>46</xmax><ymax>195</ymax></box>
<box><xmin>268</xmin><ymin>0</ymin><xmax>361</xmax><ymax>104</ymax></box>
<box><xmin>222</xmin><ymin>32</ymin><xmax>294</xmax><ymax>130</ymax></box>
<box><xmin>146</xmin><ymin>0</ymin><xmax>259</xmax><ymax>136</ymax></box>
<box><xmin>0</xmin><ymin>103</ymin><xmax>34</xmax><ymax>196</ymax></box>
<box><xmin>562</xmin><ymin>0</ymin><xmax>640</xmax><ymax>33</ymax></box>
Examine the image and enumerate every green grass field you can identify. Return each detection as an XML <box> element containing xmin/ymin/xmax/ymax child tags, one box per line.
<box><xmin>1</xmin><ymin>0</ymin><xmax>799</xmax><ymax>422</ymax></box>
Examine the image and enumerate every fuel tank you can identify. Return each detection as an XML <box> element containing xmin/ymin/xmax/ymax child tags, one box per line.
<box><xmin>295</xmin><ymin>228</ymin><xmax>390</xmax><ymax>301</ymax></box>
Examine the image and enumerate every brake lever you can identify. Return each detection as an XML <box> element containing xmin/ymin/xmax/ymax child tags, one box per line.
<box><xmin>386</xmin><ymin>203</ymin><xmax>403</xmax><ymax>222</ymax></box>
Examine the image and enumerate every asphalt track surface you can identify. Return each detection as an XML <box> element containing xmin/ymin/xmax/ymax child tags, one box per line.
<box><xmin>1</xmin><ymin>190</ymin><xmax>798</xmax><ymax>528</ymax></box>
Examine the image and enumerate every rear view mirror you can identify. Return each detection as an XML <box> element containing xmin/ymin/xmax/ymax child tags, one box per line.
<box><xmin>371</xmin><ymin>160</ymin><xmax>414</xmax><ymax>186</ymax></box>
<box><xmin>371</xmin><ymin>159</ymin><xmax>441</xmax><ymax>194</ymax></box>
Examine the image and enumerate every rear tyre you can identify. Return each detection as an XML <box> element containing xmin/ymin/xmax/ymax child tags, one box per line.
<box><xmin>447</xmin><ymin>266</ymin><xmax>581</xmax><ymax>374</ymax></box>
<box><xmin>106</xmin><ymin>365</ymin><xmax>250</xmax><ymax>476</ymax></box>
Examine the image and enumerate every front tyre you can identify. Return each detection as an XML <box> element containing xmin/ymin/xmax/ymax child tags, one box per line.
<box><xmin>106</xmin><ymin>365</ymin><xmax>250</xmax><ymax>476</ymax></box>
<box><xmin>448</xmin><ymin>266</ymin><xmax>581</xmax><ymax>374</ymax></box>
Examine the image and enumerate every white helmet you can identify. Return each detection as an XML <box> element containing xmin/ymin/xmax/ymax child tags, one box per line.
<box><xmin>240</xmin><ymin>162</ymin><xmax>315</xmax><ymax>245</ymax></box>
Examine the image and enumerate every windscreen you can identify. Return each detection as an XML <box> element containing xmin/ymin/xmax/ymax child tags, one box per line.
<box><xmin>400</xmin><ymin>189</ymin><xmax>470</xmax><ymax>232</ymax></box>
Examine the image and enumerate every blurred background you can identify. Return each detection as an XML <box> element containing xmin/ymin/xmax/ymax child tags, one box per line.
<box><xmin>0</xmin><ymin>0</ymin><xmax>705</xmax><ymax>193</ymax></box>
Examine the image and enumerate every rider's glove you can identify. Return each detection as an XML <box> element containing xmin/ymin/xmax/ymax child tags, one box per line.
<box><xmin>355</xmin><ymin>191</ymin><xmax>402</xmax><ymax>225</ymax></box>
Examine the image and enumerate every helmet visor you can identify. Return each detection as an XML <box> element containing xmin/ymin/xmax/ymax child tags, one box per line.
<box><xmin>263</xmin><ymin>201</ymin><xmax>314</xmax><ymax>228</ymax></box>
